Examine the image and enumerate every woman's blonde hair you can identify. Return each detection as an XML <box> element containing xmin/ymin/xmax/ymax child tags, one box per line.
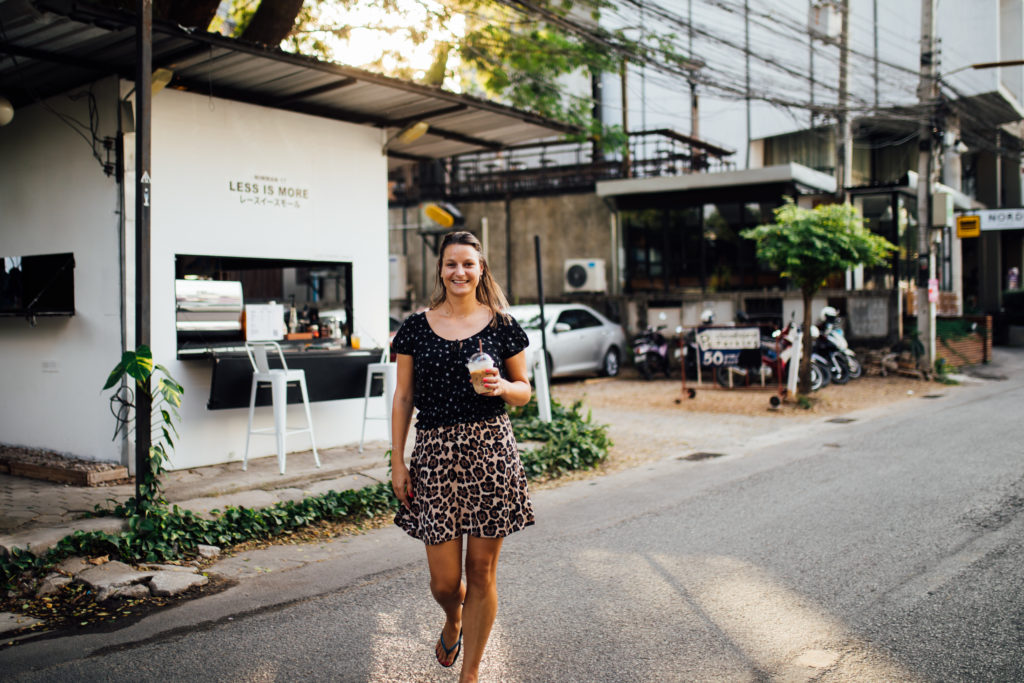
<box><xmin>429</xmin><ymin>231</ymin><xmax>509</xmax><ymax>323</ymax></box>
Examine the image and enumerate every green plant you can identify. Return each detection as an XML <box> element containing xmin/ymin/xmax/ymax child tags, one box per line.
<box><xmin>103</xmin><ymin>345</ymin><xmax>184</xmax><ymax>512</ymax></box>
<box><xmin>509</xmin><ymin>396</ymin><xmax>611</xmax><ymax>479</ymax></box>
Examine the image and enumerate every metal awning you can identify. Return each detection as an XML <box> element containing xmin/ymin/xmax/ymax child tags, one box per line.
<box><xmin>0</xmin><ymin>0</ymin><xmax>576</xmax><ymax>170</ymax></box>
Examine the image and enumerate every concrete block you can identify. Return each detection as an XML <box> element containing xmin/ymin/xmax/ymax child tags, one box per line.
<box><xmin>148</xmin><ymin>571</ymin><xmax>208</xmax><ymax>597</ymax></box>
<box><xmin>74</xmin><ymin>561</ymin><xmax>154</xmax><ymax>590</ymax></box>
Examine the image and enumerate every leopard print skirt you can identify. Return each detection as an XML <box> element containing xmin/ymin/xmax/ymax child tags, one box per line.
<box><xmin>395</xmin><ymin>412</ymin><xmax>535</xmax><ymax>546</ymax></box>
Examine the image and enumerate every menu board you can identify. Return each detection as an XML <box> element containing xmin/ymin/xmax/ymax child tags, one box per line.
<box><xmin>245</xmin><ymin>303</ymin><xmax>285</xmax><ymax>341</ymax></box>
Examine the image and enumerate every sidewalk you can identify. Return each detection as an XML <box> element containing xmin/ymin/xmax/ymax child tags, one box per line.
<box><xmin>0</xmin><ymin>439</ymin><xmax>394</xmax><ymax>557</ymax></box>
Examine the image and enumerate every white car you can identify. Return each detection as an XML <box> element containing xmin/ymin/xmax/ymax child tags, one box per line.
<box><xmin>507</xmin><ymin>303</ymin><xmax>627</xmax><ymax>379</ymax></box>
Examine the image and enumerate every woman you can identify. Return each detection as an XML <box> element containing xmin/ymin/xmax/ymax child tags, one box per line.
<box><xmin>390</xmin><ymin>230</ymin><xmax>534</xmax><ymax>683</ymax></box>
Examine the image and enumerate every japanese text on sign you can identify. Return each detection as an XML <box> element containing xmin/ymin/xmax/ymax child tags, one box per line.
<box><xmin>696</xmin><ymin>327</ymin><xmax>761</xmax><ymax>352</ymax></box>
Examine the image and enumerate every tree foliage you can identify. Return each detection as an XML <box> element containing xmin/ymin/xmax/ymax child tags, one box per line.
<box><xmin>742</xmin><ymin>199</ymin><xmax>894</xmax><ymax>297</ymax></box>
<box><xmin>742</xmin><ymin>199</ymin><xmax>895</xmax><ymax>393</ymax></box>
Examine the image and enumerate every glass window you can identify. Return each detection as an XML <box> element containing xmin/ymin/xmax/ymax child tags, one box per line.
<box><xmin>558</xmin><ymin>309</ymin><xmax>602</xmax><ymax>330</ymax></box>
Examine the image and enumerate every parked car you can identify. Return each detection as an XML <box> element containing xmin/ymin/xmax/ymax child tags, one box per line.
<box><xmin>506</xmin><ymin>303</ymin><xmax>627</xmax><ymax>379</ymax></box>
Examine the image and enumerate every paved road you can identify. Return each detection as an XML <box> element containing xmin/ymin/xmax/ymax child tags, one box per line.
<box><xmin>3</xmin><ymin>359</ymin><xmax>1023</xmax><ymax>681</ymax></box>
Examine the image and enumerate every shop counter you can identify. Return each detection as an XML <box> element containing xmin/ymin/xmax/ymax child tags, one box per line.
<box><xmin>206</xmin><ymin>346</ymin><xmax>383</xmax><ymax>410</ymax></box>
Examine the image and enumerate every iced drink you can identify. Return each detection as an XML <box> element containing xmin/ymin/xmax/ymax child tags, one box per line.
<box><xmin>466</xmin><ymin>351</ymin><xmax>495</xmax><ymax>394</ymax></box>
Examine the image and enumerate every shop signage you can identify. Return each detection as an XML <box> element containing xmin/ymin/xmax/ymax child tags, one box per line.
<box><xmin>956</xmin><ymin>215</ymin><xmax>980</xmax><ymax>238</ymax></box>
<box><xmin>696</xmin><ymin>327</ymin><xmax>761</xmax><ymax>366</ymax></box>
<box><xmin>959</xmin><ymin>209</ymin><xmax>1024</xmax><ymax>231</ymax></box>
<box><xmin>228</xmin><ymin>174</ymin><xmax>310</xmax><ymax>209</ymax></box>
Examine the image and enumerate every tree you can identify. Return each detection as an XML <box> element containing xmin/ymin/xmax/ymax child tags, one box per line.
<box><xmin>741</xmin><ymin>199</ymin><xmax>895</xmax><ymax>395</ymax></box>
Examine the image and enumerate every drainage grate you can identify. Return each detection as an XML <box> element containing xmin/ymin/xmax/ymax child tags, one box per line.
<box><xmin>827</xmin><ymin>417</ymin><xmax>857</xmax><ymax>424</ymax></box>
<box><xmin>678</xmin><ymin>452</ymin><xmax>726</xmax><ymax>461</ymax></box>
<box><xmin>922</xmin><ymin>394</ymin><xmax>944</xmax><ymax>399</ymax></box>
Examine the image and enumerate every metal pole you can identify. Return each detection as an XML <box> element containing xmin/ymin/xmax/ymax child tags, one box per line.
<box><xmin>744</xmin><ymin>0</ymin><xmax>751</xmax><ymax>169</ymax></box>
<box><xmin>916</xmin><ymin>0</ymin><xmax>937</xmax><ymax>371</ymax></box>
<box><xmin>533</xmin><ymin>235</ymin><xmax>551</xmax><ymax>422</ymax></box>
<box><xmin>836</xmin><ymin>0</ymin><xmax>851</xmax><ymax>203</ymax></box>
<box><xmin>808</xmin><ymin>0</ymin><xmax>816</xmax><ymax>128</ymax></box>
<box><xmin>134</xmin><ymin>0</ymin><xmax>153</xmax><ymax>502</ymax></box>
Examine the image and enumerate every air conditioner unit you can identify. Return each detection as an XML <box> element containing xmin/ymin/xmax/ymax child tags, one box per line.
<box><xmin>389</xmin><ymin>254</ymin><xmax>407</xmax><ymax>300</ymax></box>
<box><xmin>564</xmin><ymin>258</ymin><xmax>606</xmax><ymax>293</ymax></box>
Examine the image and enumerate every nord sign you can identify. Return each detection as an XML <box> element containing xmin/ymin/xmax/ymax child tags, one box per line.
<box><xmin>958</xmin><ymin>209</ymin><xmax>1024</xmax><ymax>232</ymax></box>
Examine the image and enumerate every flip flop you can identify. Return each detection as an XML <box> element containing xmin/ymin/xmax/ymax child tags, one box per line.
<box><xmin>436</xmin><ymin>628</ymin><xmax>463</xmax><ymax>668</ymax></box>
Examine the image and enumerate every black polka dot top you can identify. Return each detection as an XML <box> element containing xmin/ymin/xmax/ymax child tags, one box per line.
<box><xmin>391</xmin><ymin>311</ymin><xmax>529</xmax><ymax>430</ymax></box>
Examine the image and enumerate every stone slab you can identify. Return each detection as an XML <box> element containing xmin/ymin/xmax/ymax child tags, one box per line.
<box><xmin>74</xmin><ymin>561</ymin><xmax>154</xmax><ymax>590</ymax></box>
<box><xmin>149</xmin><ymin>570</ymin><xmax>209</xmax><ymax>597</ymax></box>
<box><xmin>0</xmin><ymin>612</ymin><xmax>44</xmax><ymax>636</ymax></box>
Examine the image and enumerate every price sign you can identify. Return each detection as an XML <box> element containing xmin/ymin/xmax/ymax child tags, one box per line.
<box><xmin>696</xmin><ymin>327</ymin><xmax>761</xmax><ymax>366</ymax></box>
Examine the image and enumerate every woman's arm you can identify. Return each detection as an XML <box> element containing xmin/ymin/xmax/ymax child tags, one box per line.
<box><xmin>390</xmin><ymin>353</ymin><xmax>415</xmax><ymax>508</ymax></box>
<box><xmin>482</xmin><ymin>350</ymin><xmax>531</xmax><ymax>407</ymax></box>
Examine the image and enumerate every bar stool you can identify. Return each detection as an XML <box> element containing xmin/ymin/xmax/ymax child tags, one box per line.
<box><xmin>359</xmin><ymin>348</ymin><xmax>397</xmax><ymax>453</ymax></box>
<box><xmin>243</xmin><ymin>340</ymin><xmax>320</xmax><ymax>475</ymax></box>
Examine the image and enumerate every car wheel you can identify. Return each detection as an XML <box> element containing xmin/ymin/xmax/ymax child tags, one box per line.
<box><xmin>600</xmin><ymin>347</ymin><xmax>620</xmax><ymax>377</ymax></box>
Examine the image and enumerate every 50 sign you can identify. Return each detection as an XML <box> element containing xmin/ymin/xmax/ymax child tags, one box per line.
<box><xmin>702</xmin><ymin>349</ymin><xmax>742</xmax><ymax>366</ymax></box>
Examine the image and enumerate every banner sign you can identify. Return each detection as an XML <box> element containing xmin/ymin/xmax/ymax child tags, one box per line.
<box><xmin>696</xmin><ymin>327</ymin><xmax>761</xmax><ymax>366</ymax></box>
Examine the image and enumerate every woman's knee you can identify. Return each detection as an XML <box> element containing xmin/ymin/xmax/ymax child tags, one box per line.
<box><xmin>429</xmin><ymin>573</ymin><xmax>462</xmax><ymax>600</ymax></box>
<box><xmin>464</xmin><ymin>553</ymin><xmax>498</xmax><ymax>590</ymax></box>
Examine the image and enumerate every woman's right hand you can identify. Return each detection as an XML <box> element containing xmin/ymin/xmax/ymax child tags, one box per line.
<box><xmin>392</xmin><ymin>462</ymin><xmax>413</xmax><ymax>509</ymax></box>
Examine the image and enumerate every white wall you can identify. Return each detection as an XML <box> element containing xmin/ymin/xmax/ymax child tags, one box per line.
<box><xmin>141</xmin><ymin>89</ymin><xmax>389</xmax><ymax>470</ymax></box>
<box><xmin>0</xmin><ymin>77</ymin><xmax>125</xmax><ymax>463</ymax></box>
<box><xmin>0</xmin><ymin>81</ymin><xmax>389</xmax><ymax>469</ymax></box>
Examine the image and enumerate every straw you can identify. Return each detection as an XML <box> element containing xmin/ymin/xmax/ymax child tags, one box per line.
<box><xmin>478</xmin><ymin>339</ymin><xmax>483</xmax><ymax>354</ymax></box>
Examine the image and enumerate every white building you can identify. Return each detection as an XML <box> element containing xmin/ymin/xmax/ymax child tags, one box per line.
<box><xmin>0</xmin><ymin>3</ymin><xmax>568</xmax><ymax>468</ymax></box>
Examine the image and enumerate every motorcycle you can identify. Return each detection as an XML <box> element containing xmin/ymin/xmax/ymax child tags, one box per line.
<box><xmin>633</xmin><ymin>324</ymin><xmax>672</xmax><ymax>380</ymax></box>
<box><xmin>811</xmin><ymin>307</ymin><xmax>861</xmax><ymax>383</ymax></box>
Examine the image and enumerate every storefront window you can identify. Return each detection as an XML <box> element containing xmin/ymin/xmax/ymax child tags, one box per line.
<box><xmin>174</xmin><ymin>254</ymin><xmax>353</xmax><ymax>357</ymax></box>
<box><xmin>623</xmin><ymin>200</ymin><xmax>780</xmax><ymax>293</ymax></box>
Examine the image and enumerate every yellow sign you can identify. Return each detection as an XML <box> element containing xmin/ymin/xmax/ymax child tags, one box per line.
<box><xmin>956</xmin><ymin>215</ymin><xmax>980</xmax><ymax>238</ymax></box>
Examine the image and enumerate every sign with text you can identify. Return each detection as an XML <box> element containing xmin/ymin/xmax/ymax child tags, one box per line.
<box><xmin>956</xmin><ymin>215</ymin><xmax>980</xmax><ymax>238</ymax></box>
<box><xmin>958</xmin><ymin>209</ymin><xmax>1024</xmax><ymax>232</ymax></box>
<box><xmin>228</xmin><ymin>174</ymin><xmax>310</xmax><ymax>210</ymax></box>
<box><xmin>696</xmin><ymin>327</ymin><xmax>761</xmax><ymax>366</ymax></box>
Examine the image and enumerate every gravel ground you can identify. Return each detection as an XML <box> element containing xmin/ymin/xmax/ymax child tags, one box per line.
<box><xmin>543</xmin><ymin>368</ymin><xmax>948</xmax><ymax>484</ymax></box>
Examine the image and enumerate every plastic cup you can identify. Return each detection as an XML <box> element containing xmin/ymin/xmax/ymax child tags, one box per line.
<box><xmin>466</xmin><ymin>351</ymin><xmax>495</xmax><ymax>394</ymax></box>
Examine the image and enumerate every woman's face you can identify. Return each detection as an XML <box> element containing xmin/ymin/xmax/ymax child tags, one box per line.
<box><xmin>440</xmin><ymin>243</ymin><xmax>482</xmax><ymax>299</ymax></box>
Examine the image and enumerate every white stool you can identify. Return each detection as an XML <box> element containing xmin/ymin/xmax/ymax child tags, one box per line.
<box><xmin>359</xmin><ymin>349</ymin><xmax>397</xmax><ymax>453</ymax></box>
<box><xmin>243</xmin><ymin>341</ymin><xmax>320</xmax><ymax>475</ymax></box>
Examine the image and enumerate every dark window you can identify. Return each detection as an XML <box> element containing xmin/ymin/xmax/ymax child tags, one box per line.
<box><xmin>558</xmin><ymin>309</ymin><xmax>602</xmax><ymax>330</ymax></box>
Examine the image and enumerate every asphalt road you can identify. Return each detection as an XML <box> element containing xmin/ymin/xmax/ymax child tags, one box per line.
<box><xmin>3</xmin><ymin>362</ymin><xmax>1024</xmax><ymax>682</ymax></box>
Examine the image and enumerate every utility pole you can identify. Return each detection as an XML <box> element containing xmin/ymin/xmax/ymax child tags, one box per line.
<box><xmin>835</xmin><ymin>0</ymin><xmax>851</xmax><ymax>203</ymax></box>
<box><xmin>621</xmin><ymin>59</ymin><xmax>631</xmax><ymax>178</ymax></box>
<box><xmin>808</xmin><ymin>0</ymin><xmax>816</xmax><ymax>128</ymax></box>
<box><xmin>744</xmin><ymin>0</ymin><xmax>751</xmax><ymax>169</ymax></box>
<box><xmin>689</xmin><ymin>0</ymin><xmax>699</xmax><ymax>141</ymax></box>
<box><xmin>916</xmin><ymin>0</ymin><xmax>937</xmax><ymax>371</ymax></box>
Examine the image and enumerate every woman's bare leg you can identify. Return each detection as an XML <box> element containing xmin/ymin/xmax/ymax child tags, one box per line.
<box><xmin>459</xmin><ymin>536</ymin><xmax>504</xmax><ymax>683</ymax></box>
<box><xmin>425</xmin><ymin>537</ymin><xmax>466</xmax><ymax>666</ymax></box>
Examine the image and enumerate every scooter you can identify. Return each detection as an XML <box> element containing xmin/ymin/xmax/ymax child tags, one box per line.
<box><xmin>817</xmin><ymin>307</ymin><xmax>862</xmax><ymax>379</ymax></box>
<box><xmin>633</xmin><ymin>324</ymin><xmax>671</xmax><ymax>380</ymax></box>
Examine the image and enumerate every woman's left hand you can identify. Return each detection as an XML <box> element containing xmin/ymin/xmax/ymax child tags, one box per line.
<box><xmin>481</xmin><ymin>367</ymin><xmax>503</xmax><ymax>396</ymax></box>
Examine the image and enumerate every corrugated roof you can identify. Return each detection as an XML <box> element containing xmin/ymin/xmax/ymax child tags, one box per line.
<box><xmin>0</xmin><ymin>0</ymin><xmax>576</xmax><ymax>169</ymax></box>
